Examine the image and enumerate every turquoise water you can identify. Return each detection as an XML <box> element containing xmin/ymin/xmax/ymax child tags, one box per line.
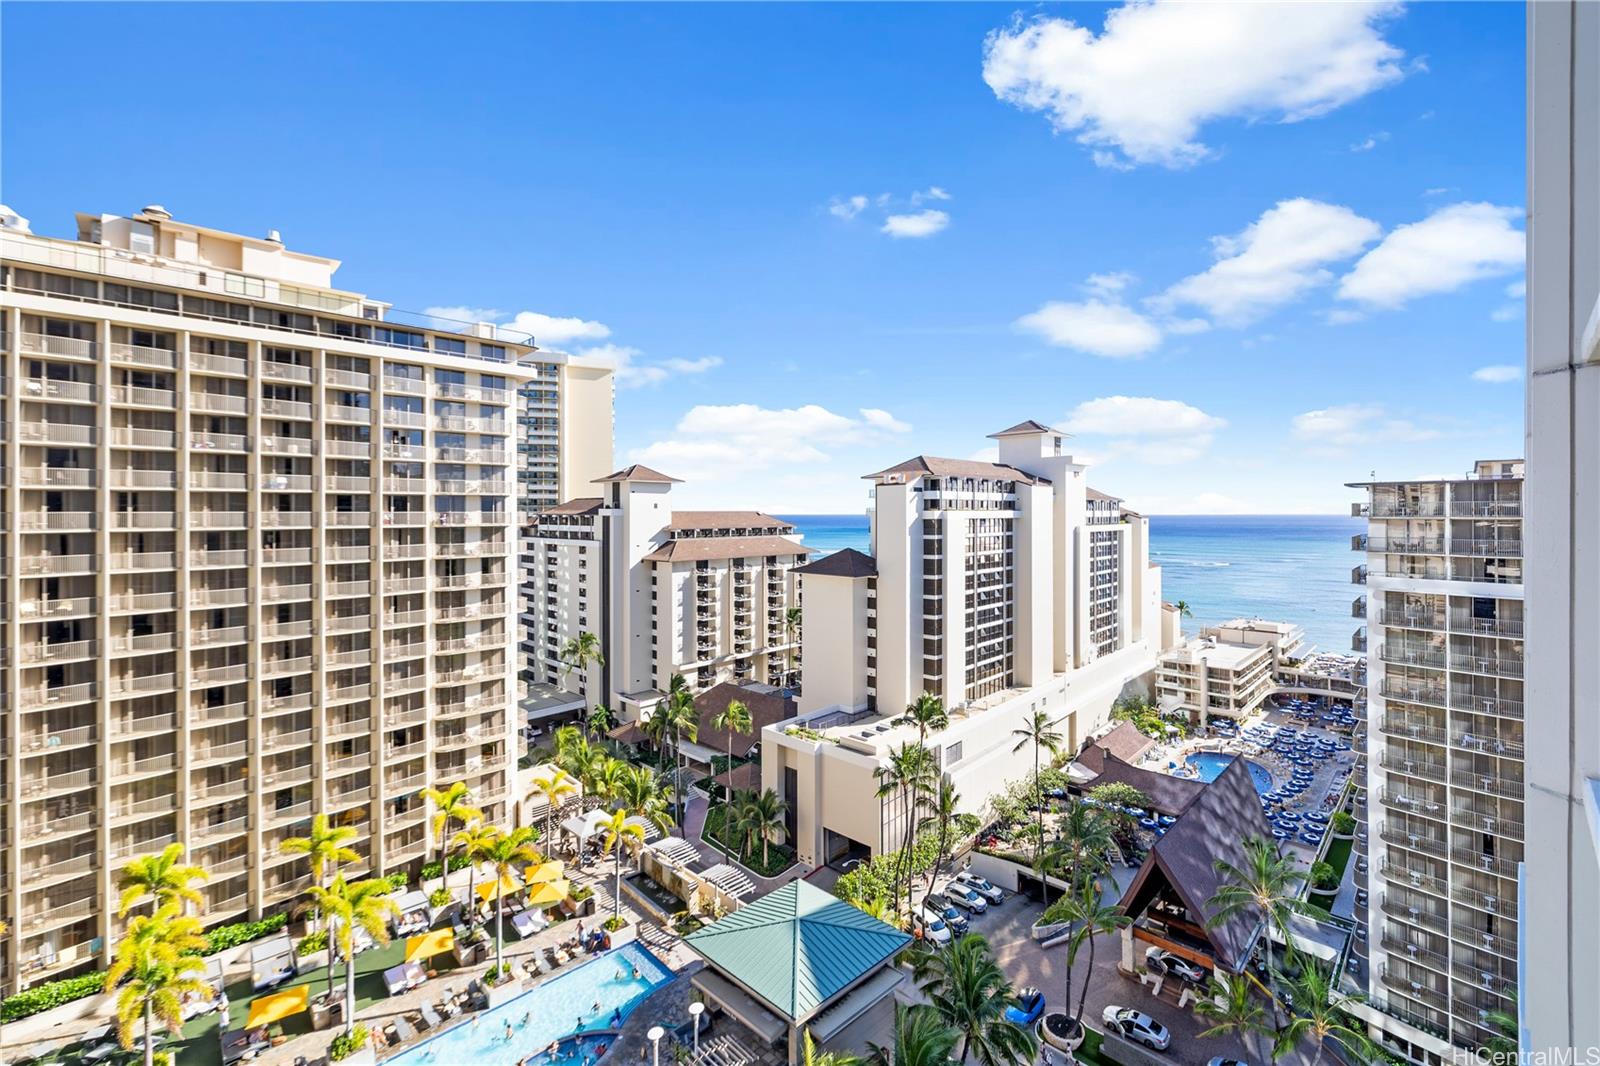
<box><xmin>780</xmin><ymin>513</ymin><xmax>1364</xmax><ymax>653</ymax></box>
<box><xmin>1186</xmin><ymin>752</ymin><xmax>1274</xmax><ymax>793</ymax></box>
<box><xmin>390</xmin><ymin>942</ymin><xmax>672</xmax><ymax>1066</ymax></box>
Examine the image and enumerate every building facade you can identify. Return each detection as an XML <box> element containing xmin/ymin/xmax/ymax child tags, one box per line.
<box><xmin>514</xmin><ymin>354</ymin><xmax>613</xmax><ymax>520</ymax></box>
<box><xmin>768</xmin><ymin>421</ymin><xmax>1168</xmax><ymax>867</ymax></box>
<box><xmin>521</xmin><ymin>465</ymin><xmax>810</xmax><ymax>721</ymax></box>
<box><xmin>1348</xmin><ymin>460</ymin><xmax>1525</xmax><ymax>1058</ymax></box>
<box><xmin>1156</xmin><ymin>618</ymin><xmax>1305</xmax><ymax>723</ymax></box>
<box><xmin>1522</xmin><ymin>1</ymin><xmax>1600</xmax><ymax>1056</ymax></box>
<box><xmin>0</xmin><ymin>205</ymin><xmax>557</xmax><ymax>989</ymax></box>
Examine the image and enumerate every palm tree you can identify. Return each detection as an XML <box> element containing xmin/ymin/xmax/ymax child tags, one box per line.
<box><xmin>656</xmin><ymin>675</ymin><xmax>699</xmax><ymax>830</ymax></box>
<box><xmin>867</xmin><ymin>1004</ymin><xmax>960</xmax><ymax>1066</ymax></box>
<box><xmin>616</xmin><ymin>765</ymin><xmax>673</xmax><ymax>836</ymax></box>
<box><xmin>589</xmin><ymin>756</ymin><xmax>630</xmax><ymax>801</ymax></box>
<box><xmin>528</xmin><ymin>767</ymin><xmax>579</xmax><ymax>845</ymax></box>
<box><xmin>599</xmin><ymin>808</ymin><xmax>646</xmax><ymax>922</ymax></box>
<box><xmin>783</xmin><ymin>605</ymin><xmax>803</xmax><ymax>685</ymax></box>
<box><xmin>1039</xmin><ymin>801</ymin><xmax>1113</xmax><ymax>893</ymax></box>
<box><xmin>740</xmin><ymin>788</ymin><xmax>788</xmax><ymax>869</ymax></box>
<box><xmin>559</xmin><ymin>630</ymin><xmax>605</xmax><ymax>693</ymax></box>
<box><xmin>1010</xmin><ymin>710</ymin><xmax>1063</xmax><ymax>863</ymax></box>
<box><xmin>801</xmin><ymin>1030</ymin><xmax>864</xmax><ymax>1066</ymax></box>
<box><xmin>874</xmin><ymin>743</ymin><xmax>935</xmax><ymax>920</ymax></box>
<box><xmin>419</xmin><ymin>781</ymin><xmax>481</xmax><ymax>883</ymax></box>
<box><xmin>1057</xmin><ymin>880</ymin><xmax>1131</xmax><ymax>1040</ymax></box>
<box><xmin>104</xmin><ymin>904</ymin><xmax>210</xmax><ymax>1066</ymax></box>
<box><xmin>919</xmin><ymin>781</ymin><xmax>961</xmax><ymax>910</ymax></box>
<box><xmin>1208</xmin><ymin>835</ymin><xmax>1308</xmax><ymax>1011</ymax></box>
<box><xmin>911</xmin><ymin>934</ymin><xmax>1037</xmax><ymax>1064</ymax></box>
<box><xmin>586</xmin><ymin>703</ymin><xmax>614</xmax><ymax>738</ymax></box>
<box><xmin>1195</xmin><ymin>972</ymin><xmax>1273</xmax><ymax>1065</ymax></box>
<box><xmin>280</xmin><ymin>813</ymin><xmax>361</xmax><ymax>890</ymax></box>
<box><xmin>451</xmin><ymin>820</ymin><xmax>500</xmax><ymax>923</ymax></box>
<box><xmin>116</xmin><ymin>842</ymin><xmax>208</xmax><ymax>917</ymax></box>
<box><xmin>899</xmin><ymin>694</ymin><xmax>949</xmax><ymax>895</ymax></box>
<box><xmin>1273</xmin><ymin>964</ymin><xmax>1377</xmax><ymax>1065</ymax></box>
<box><xmin>1173</xmin><ymin>600</ymin><xmax>1193</xmax><ymax>619</ymax></box>
<box><xmin>712</xmin><ymin>698</ymin><xmax>754</xmax><ymax>799</ymax></box>
<box><xmin>479</xmin><ymin>827</ymin><xmax>541</xmax><ymax>978</ymax></box>
<box><xmin>308</xmin><ymin>876</ymin><xmax>399</xmax><ymax>1033</ymax></box>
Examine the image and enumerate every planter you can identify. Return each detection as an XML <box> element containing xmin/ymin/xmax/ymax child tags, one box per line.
<box><xmin>483</xmin><ymin>978</ymin><xmax>525</xmax><ymax>1010</ymax></box>
<box><xmin>297</xmin><ymin>948</ymin><xmax>331</xmax><ymax>973</ymax></box>
<box><xmin>602</xmin><ymin>922</ymin><xmax>638</xmax><ymax>948</ymax></box>
<box><xmin>1031</xmin><ymin>920</ymin><xmax>1070</xmax><ymax>942</ymax></box>
<box><xmin>330</xmin><ymin>1045</ymin><xmax>376</xmax><ymax>1066</ymax></box>
<box><xmin>1039</xmin><ymin>1013</ymin><xmax>1086</xmax><ymax>1052</ymax></box>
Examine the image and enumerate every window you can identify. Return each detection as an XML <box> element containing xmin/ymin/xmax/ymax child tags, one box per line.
<box><xmin>434</xmin><ymin>336</ymin><xmax>467</xmax><ymax>356</ymax></box>
<box><xmin>479</xmin><ymin>344</ymin><xmax>507</xmax><ymax>362</ymax></box>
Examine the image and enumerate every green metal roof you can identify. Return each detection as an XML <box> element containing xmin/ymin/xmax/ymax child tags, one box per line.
<box><xmin>684</xmin><ymin>880</ymin><xmax>911</xmax><ymax>1024</ymax></box>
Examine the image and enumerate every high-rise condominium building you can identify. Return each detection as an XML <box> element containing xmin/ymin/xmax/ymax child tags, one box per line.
<box><xmin>1348</xmin><ymin>460</ymin><xmax>1525</xmax><ymax>1060</ymax></box>
<box><xmin>767</xmin><ymin>421</ymin><xmax>1168</xmax><ymax>867</ymax></box>
<box><xmin>521</xmin><ymin>465</ymin><xmax>811</xmax><ymax>722</ymax></box>
<box><xmin>515</xmin><ymin>355</ymin><xmax>613</xmax><ymax>520</ymax></box>
<box><xmin>0</xmin><ymin>204</ymin><xmax>599</xmax><ymax>991</ymax></box>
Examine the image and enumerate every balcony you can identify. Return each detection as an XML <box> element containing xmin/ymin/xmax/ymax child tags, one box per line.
<box><xmin>20</xmin><ymin>332</ymin><xmax>96</xmax><ymax>360</ymax></box>
<box><xmin>1450</xmin><ymin>652</ymin><xmax>1524</xmax><ymax>679</ymax></box>
<box><xmin>109</xmin><ymin>342</ymin><xmax>177</xmax><ymax>369</ymax></box>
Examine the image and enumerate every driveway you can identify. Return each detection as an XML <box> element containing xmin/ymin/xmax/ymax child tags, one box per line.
<box><xmin>962</xmin><ymin>889</ymin><xmax>1329</xmax><ymax>1066</ymax></box>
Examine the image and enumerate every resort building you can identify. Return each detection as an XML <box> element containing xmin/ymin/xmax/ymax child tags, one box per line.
<box><xmin>1521</xmin><ymin>1</ymin><xmax>1600</xmax><ymax>1057</ymax></box>
<box><xmin>766</xmin><ymin>421</ymin><xmax>1169</xmax><ymax>868</ymax></box>
<box><xmin>1347</xmin><ymin>459</ymin><xmax>1526</xmax><ymax>1059</ymax></box>
<box><xmin>521</xmin><ymin>466</ymin><xmax>811</xmax><ymax>725</ymax></box>
<box><xmin>513</xmin><ymin>354</ymin><xmax>613</xmax><ymax>520</ymax></box>
<box><xmin>684</xmin><ymin>879</ymin><xmax>911</xmax><ymax>1064</ymax></box>
<box><xmin>1156</xmin><ymin>618</ymin><xmax>1305</xmax><ymax>723</ymax></box>
<box><xmin>0</xmin><ymin>204</ymin><xmax>555</xmax><ymax>990</ymax></box>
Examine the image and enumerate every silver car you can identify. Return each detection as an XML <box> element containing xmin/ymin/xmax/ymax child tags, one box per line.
<box><xmin>955</xmin><ymin>871</ymin><xmax>1004</xmax><ymax>903</ymax></box>
<box><xmin>1102</xmin><ymin>1006</ymin><xmax>1171</xmax><ymax>1051</ymax></box>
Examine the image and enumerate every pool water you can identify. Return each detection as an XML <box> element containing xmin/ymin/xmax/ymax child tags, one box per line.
<box><xmin>1186</xmin><ymin>752</ymin><xmax>1274</xmax><ymax>794</ymax></box>
<box><xmin>390</xmin><ymin>942</ymin><xmax>672</xmax><ymax>1066</ymax></box>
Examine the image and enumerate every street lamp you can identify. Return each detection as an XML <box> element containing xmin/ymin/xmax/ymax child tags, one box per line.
<box><xmin>689</xmin><ymin>1001</ymin><xmax>705</xmax><ymax>1052</ymax></box>
<box><xmin>648</xmin><ymin>1025</ymin><xmax>665</xmax><ymax>1066</ymax></box>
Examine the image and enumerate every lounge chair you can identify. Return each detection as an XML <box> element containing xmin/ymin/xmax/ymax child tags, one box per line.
<box><xmin>383</xmin><ymin>964</ymin><xmax>410</xmax><ymax>997</ymax></box>
<box><xmin>413</xmin><ymin>1008</ymin><xmax>433</xmax><ymax>1034</ymax></box>
<box><xmin>393</xmin><ymin>1015</ymin><xmax>418</xmax><ymax>1042</ymax></box>
<box><xmin>437</xmin><ymin>995</ymin><xmax>459</xmax><ymax>1019</ymax></box>
<box><xmin>421</xmin><ymin>1003</ymin><xmax>443</xmax><ymax>1029</ymax></box>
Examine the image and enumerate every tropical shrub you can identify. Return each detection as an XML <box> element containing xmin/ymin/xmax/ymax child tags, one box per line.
<box><xmin>0</xmin><ymin>972</ymin><xmax>106</xmax><ymax>1022</ymax></box>
<box><xmin>419</xmin><ymin>855</ymin><xmax>472</xmax><ymax>881</ymax></box>
<box><xmin>602</xmin><ymin>915</ymin><xmax>628</xmax><ymax>932</ymax></box>
<box><xmin>328</xmin><ymin>1023</ymin><xmax>370</xmax><ymax>1062</ymax></box>
<box><xmin>428</xmin><ymin>887</ymin><xmax>452</xmax><ymax>907</ymax></box>
<box><xmin>382</xmin><ymin>871</ymin><xmax>410</xmax><ymax>892</ymax></box>
<box><xmin>1310</xmin><ymin>861</ymin><xmax>1338</xmax><ymax>891</ymax></box>
<box><xmin>296</xmin><ymin>930</ymin><xmax>329</xmax><ymax>956</ymax></box>
<box><xmin>1331</xmin><ymin>810</ymin><xmax>1357</xmax><ymax>836</ymax></box>
<box><xmin>203</xmin><ymin>913</ymin><xmax>289</xmax><ymax>955</ymax></box>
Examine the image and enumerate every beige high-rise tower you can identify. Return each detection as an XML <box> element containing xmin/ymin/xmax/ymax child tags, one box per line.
<box><xmin>0</xmin><ymin>205</ymin><xmax>601</xmax><ymax>991</ymax></box>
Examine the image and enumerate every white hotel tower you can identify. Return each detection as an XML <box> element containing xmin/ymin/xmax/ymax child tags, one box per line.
<box><xmin>1348</xmin><ymin>459</ymin><xmax>1525</xmax><ymax>1061</ymax></box>
<box><xmin>0</xmin><ymin>205</ymin><xmax>605</xmax><ymax>990</ymax></box>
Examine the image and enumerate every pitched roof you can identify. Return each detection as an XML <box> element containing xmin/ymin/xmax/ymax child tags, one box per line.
<box><xmin>987</xmin><ymin>419</ymin><xmax>1065</xmax><ymax>439</ymax></box>
<box><xmin>694</xmin><ymin>681</ymin><xmax>798</xmax><ymax>756</ymax></box>
<box><xmin>593</xmin><ymin>464</ymin><xmax>681</xmax><ymax>484</ymax></box>
<box><xmin>794</xmin><ymin>548</ymin><xmax>877</xmax><ymax>579</ymax></box>
<box><xmin>862</xmin><ymin>455</ymin><xmax>1050</xmax><ymax>486</ymax></box>
<box><xmin>643</xmin><ymin>535</ymin><xmax>814</xmax><ymax>563</ymax></box>
<box><xmin>1076</xmin><ymin>721</ymin><xmax>1155</xmax><ymax>774</ymax></box>
<box><xmin>1115</xmin><ymin>757</ymin><xmax>1273</xmax><ymax>972</ymax></box>
<box><xmin>684</xmin><ymin>879</ymin><xmax>911</xmax><ymax>1024</ymax></box>
<box><xmin>711</xmin><ymin>761</ymin><xmax>763</xmax><ymax>793</ymax></box>
<box><xmin>665</xmin><ymin>511</ymin><xmax>796</xmax><ymax>532</ymax></box>
<box><xmin>1083</xmin><ymin>753</ymin><xmax>1206</xmax><ymax>817</ymax></box>
<box><xmin>1085</xmin><ymin>487</ymin><xmax>1122</xmax><ymax>503</ymax></box>
<box><xmin>537</xmin><ymin>497</ymin><xmax>603</xmax><ymax>517</ymax></box>
<box><xmin>607</xmin><ymin>722</ymin><xmax>651</xmax><ymax>746</ymax></box>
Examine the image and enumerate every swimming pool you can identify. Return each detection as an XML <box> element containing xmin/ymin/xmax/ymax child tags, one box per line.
<box><xmin>390</xmin><ymin>941</ymin><xmax>673</xmax><ymax>1066</ymax></box>
<box><xmin>1186</xmin><ymin>752</ymin><xmax>1274</xmax><ymax>794</ymax></box>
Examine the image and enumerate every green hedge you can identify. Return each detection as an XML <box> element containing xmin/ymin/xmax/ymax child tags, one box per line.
<box><xmin>204</xmin><ymin>912</ymin><xmax>289</xmax><ymax>955</ymax></box>
<box><xmin>296</xmin><ymin>930</ymin><xmax>329</xmax><ymax>957</ymax></box>
<box><xmin>420</xmin><ymin>855</ymin><xmax>471</xmax><ymax>881</ymax></box>
<box><xmin>0</xmin><ymin>972</ymin><xmax>105</xmax><ymax>1023</ymax></box>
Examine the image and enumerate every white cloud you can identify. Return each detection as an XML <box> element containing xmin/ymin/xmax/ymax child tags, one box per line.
<box><xmin>1472</xmin><ymin>364</ymin><xmax>1521</xmax><ymax>384</ymax></box>
<box><xmin>425</xmin><ymin>306</ymin><xmax>614</xmax><ymax>346</ymax></box>
<box><xmin>628</xmin><ymin>403</ymin><xmax>911</xmax><ymax>481</ymax></box>
<box><xmin>1505</xmin><ymin>279</ymin><xmax>1526</xmax><ymax>299</ymax></box>
<box><xmin>1291</xmin><ymin>403</ymin><xmax>1440</xmax><ymax>450</ymax></box>
<box><xmin>829</xmin><ymin>195</ymin><xmax>869</xmax><ymax>220</ymax></box>
<box><xmin>1338</xmin><ymin>202</ymin><xmax>1526</xmax><ymax>308</ymax></box>
<box><xmin>1085</xmin><ymin>271</ymin><xmax>1136</xmax><ymax>296</ymax></box>
<box><xmin>1015</xmin><ymin>298</ymin><xmax>1162</xmax><ymax>358</ymax></box>
<box><xmin>881</xmin><ymin>210</ymin><xmax>950</xmax><ymax>239</ymax></box>
<box><xmin>1063</xmin><ymin>395</ymin><xmax>1227</xmax><ymax>463</ymax></box>
<box><xmin>911</xmin><ymin>186</ymin><xmax>952</xmax><ymax>205</ymax></box>
<box><xmin>1489</xmin><ymin>304</ymin><xmax>1523</xmax><ymax>323</ymax></box>
<box><xmin>578</xmin><ymin>344</ymin><xmax>723</xmax><ymax>389</ymax></box>
<box><xmin>1159</xmin><ymin>198</ymin><xmax>1381</xmax><ymax>325</ymax></box>
<box><xmin>981</xmin><ymin>1</ymin><xmax>1407</xmax><ymax>168</ymax></box>
<box><xmin>1350</xmin><ymin>131</ymin><xmax>1390</xmax><ymax>152</ymax></box>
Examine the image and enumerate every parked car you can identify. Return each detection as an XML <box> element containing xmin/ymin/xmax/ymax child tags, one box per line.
<box><xmin>1206</xmin><ymin>1058</ymin><xmax>1252</xmax><ymax>1066</ymax></box>
<box><xmin>1102</xmin><ymin>1007</ymin><xmax>1171</xmax><ymax>1051</ymax></box>
<box><xmin>955</xmin><ymin>871</ymin><xmax>1004</xmax><ymax>903</ymax></box>
<box><xmin>1144</xmin><ymin>947</ymin><xmax>1206</xmax><ymax>984</ymax></box>
<box><xmin>1004</xmin><ymin>987</ymin><xmax>1046</xmax><ymax>1027</ymax></box>
<box><xmin>925</xmin><ymin>895</ymin><xmax>969</xmax><ymax>934</ymax></box>
<box><xmin>942</xmin><ymin>882</ymin><xmax>989</xmax><ymax>913</ymax></box>
<box><xmin>912</xmin><ymin>908</ymin><xmax>951</xmax><ymax>946</ymax></box>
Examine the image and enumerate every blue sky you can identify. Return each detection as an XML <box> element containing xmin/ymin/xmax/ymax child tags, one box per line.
<box><xmin>2</xmin><ymin>2</ymin><xmax>1526</xmax><ymax>514</ymax></box>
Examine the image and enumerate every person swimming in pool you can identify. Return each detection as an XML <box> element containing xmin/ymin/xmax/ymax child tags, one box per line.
<box><xmin>610</xmin><ymin>1007</ymin><xmax>622</xmax><ymax>1027</ymax></box>
<box><xmin>504</xmin><ymin>1021</ymin><xmax>514</xmax><ymax>1041</ymax></box>
<box><xmin>519</xmin><ymin>1012</ymin><xmax>530</xmax><ymax>1027</ymax></box>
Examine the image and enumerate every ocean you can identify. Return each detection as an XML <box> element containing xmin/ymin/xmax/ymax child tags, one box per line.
<box><xmin>776</xmin><ymin>513</ymin><xmax>1366</xmax><ymax>653</ymax></box>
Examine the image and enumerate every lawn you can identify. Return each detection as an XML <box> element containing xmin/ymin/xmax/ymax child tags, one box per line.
<box><xmin>1311</xmin><ymin>835</ymin><xmax>1355</xmax><ymax>908</ymax></box>
<box><xmin>701</xmin><ymin>807</ymin><xmax>797</xmax><ymax>878</ymax></box>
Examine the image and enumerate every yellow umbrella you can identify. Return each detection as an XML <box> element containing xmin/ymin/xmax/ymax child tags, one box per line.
<box><xmin>404</xmin><ymin>928</ymin><xmax>456</xmax><ymax>964</ymax></box>
<box><xmin>525</xmin><ymin>877</ymin><xmax>570</xmax><ymax>908</ymax></box>
<box><xmin>474</xmin><ymin>871</ymin><xmax>522</xmax><ymax>904</ymax></box>
<box><xmin>524</xmin><ymin>860</ymin><xmax>565</xmax><ymax>884</ymax></box>
<box><xmin>244</xmin><ymin>985</ymin><xmax>309</xmax><ymax>1030</ymax></box>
